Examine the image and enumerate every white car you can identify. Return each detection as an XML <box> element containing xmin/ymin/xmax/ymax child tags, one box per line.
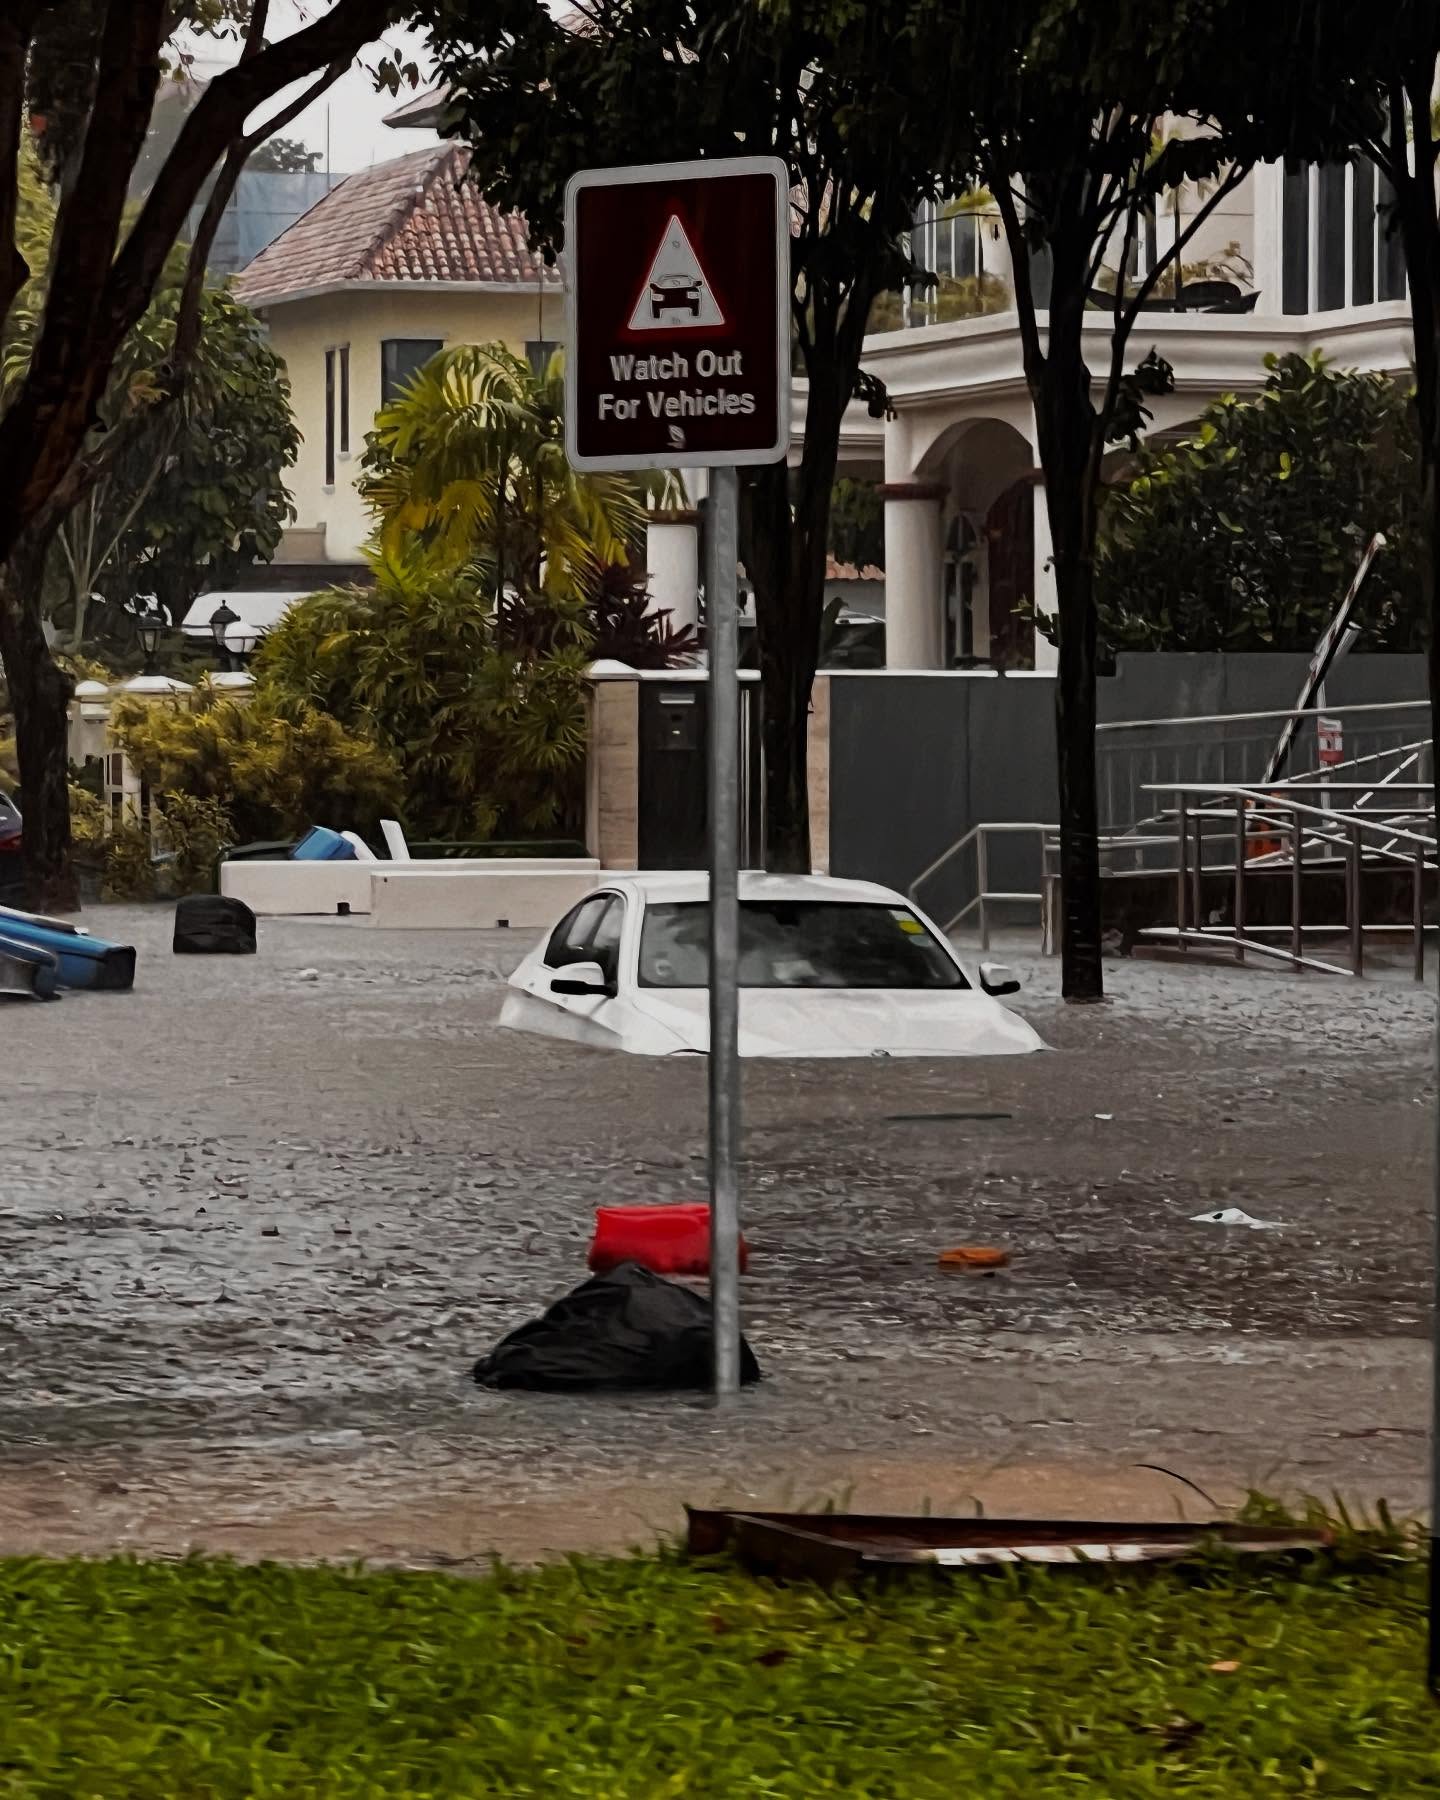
<box><xmin>500</xmin><ymin>872</ymin><xmax>1045</xmax><ymax>1059</ymax></box>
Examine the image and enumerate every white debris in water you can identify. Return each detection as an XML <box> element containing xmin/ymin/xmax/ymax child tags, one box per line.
<box><xmin>1191</xmin><ymin>1207</ymin><xmax>1284</xmax><ymax>1230</ymax></box>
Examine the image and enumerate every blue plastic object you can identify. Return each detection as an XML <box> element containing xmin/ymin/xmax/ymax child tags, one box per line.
<box><xmin>0</xmin><ymin>905</ymin><xmax>135</xmax><ymax>991</ymax></box>
<box><xmin>291</xmin><ymin>825</ymin><xmax>356</xmax><ymax>862</ymax></box>
<box><xmin>0</xmin><ymin>932</ymin><xmax>60</xmax><ymax>999</ymax></box>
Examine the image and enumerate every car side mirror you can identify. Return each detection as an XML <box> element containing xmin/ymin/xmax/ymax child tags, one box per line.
<box><xmin>979</xmin><ymin>961</ymin><xmax>1021</xmax><ymax>997</ymax></box>
<box><xmin>551</xmin><ymin>959</ymin><xmax>614</xmax><ymax>998</ymax></box>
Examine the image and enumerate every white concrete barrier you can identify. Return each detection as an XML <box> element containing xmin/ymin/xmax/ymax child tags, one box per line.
<box><xmin>221</xmin><ymin>857</ymin><xmax>603</xmax><ymax>923</ymax></box>
<box><xmin>369</xmin><ymin>865</ymin><xmax>601</xmax><ymax>929</ymax></box>
<box><xmin>222</xmin><ymin>859</ymin><xmax>375</xmax><ymax>916</ymax></box>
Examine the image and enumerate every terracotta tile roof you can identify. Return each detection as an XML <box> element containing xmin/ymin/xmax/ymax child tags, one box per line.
<box><xmin>825</xmin><ymin>557</ymin><xmax>885</xmax><ymax>582</ymax></box>
<box><xmin>233</xmin><ymin>144</ymin><xmax>558</xmax><ymax>309</ymax></box>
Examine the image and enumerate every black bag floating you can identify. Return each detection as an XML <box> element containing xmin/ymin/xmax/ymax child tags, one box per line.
<box><xmin>173</xmin><ymin>894</ymin><xmax>257</xmax><ymax>956</ymax></box>
<box><xmin>473</xmin><ymin>1263</ymin><xmax>761</xmax><ymax>1392</ymax></box>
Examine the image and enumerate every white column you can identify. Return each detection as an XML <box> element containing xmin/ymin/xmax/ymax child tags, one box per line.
<box><xmin>645</xmin><ymin>511</ymin><xmax>700</xmax><ymax>632</ymax></box>
<box><xmin>1031</xmin><ymin>488</ymin><xmax>1058</xmax><ymax>672</ymax></box>
<box><xmin>881</xmin><ymin>482</ymin><xmax>946</xmax><ymax>668</ymax></box>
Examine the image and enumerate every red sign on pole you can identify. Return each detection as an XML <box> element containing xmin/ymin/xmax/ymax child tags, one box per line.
<box><xmin>564</xmin><ymin>157</ymin><xmax>791</xmax><ymax>471</ymax></box>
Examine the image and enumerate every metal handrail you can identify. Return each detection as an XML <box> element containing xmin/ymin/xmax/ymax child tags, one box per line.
<box><xmin>908</xmin><ymin>821</ymin><xmax>1051</xmax><ymax>947</ymax></box>
<box><xmin>1147</xmin><ymin>781</ymin><xmax>1435</xmax><ymax>979</ymax></box>
<box><xmin>1098</xmin><ymin>698</ymin><xmax>1429</xmax><ymax>735</ymax></box>
<box><xmin>1143</xmin><ymin>782</ymin><xmax>1438</xmax><ymax>852</ymax></box>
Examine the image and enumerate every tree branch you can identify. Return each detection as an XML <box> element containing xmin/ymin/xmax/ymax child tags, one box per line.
<box><xmin>1096</xmin><ymin>158</ymin><xmax>1249</xmax><ymax>446</ymax></box>
<box><xmin>44</xmin><ymin>0</ymin><xmax>168</xmax><ymax>350</ymax></box>
<box><xmin>0</xmin><ymin>0</ymin><xmax>397</xmax><ymax>568</ymax></box>
<box><xmin>986</xmin><ymin>150</ymin><xmax>1045</xmax><ymax>381</ymax></box>
<box><xmin>112</xmin><ymin>0</ymin><xmax>395</xmax><ymax>326</ymax></box>
<box><xmin>1117</xmin><ymin>160</ymin><xmax>1247</xmax><ymax>339</ymax></box>
<box><xmin>0</xmin><ymin>3</ymin><xmax>46</xmax><ymax>322</ymax></box>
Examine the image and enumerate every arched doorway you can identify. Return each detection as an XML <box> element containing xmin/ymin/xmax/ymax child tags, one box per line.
<box><xmin>920</xmin><ymin>416</ymin><xmax>1038</xmax><ymax>668</ymax></box>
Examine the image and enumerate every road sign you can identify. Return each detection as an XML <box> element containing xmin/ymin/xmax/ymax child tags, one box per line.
<box><xmin>564</xmin><ymin>156</ymin><xmax>791</xmax><ymax>470</ymax></box>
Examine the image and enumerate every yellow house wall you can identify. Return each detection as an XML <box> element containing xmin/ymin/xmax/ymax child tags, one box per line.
<box><xmin>262</xmin><ymin>286</ymin><xmax>565</xmax><ymax>562</ymax></box>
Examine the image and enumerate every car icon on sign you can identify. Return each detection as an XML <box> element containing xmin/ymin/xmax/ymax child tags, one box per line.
<box><xmin>650</xmin><ymin>276</ymin><xmax>702</xmax><ymax>319</ymax></box>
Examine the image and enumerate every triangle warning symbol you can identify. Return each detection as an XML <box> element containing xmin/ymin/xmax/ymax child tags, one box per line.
<box><xmin>627</xmin><ymin>214</ymin><xmax>725</xmax><ymax>331</ymax></box>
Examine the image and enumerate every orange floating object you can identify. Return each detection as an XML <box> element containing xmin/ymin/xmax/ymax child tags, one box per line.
<box><xmin>937</xmin><ymin>1246</ymin><xmax>1009</xmax><ymax>1272</ymax></box>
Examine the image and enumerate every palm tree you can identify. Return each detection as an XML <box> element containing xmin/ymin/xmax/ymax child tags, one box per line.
<box><xmin>360</xmin><ymin>342</ymin><xmax>667</xmax><ymax>608</ymax></box>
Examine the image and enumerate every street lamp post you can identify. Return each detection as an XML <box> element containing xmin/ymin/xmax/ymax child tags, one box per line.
<box><xmin>208</xmin><ymin>601</ymin><xmax>240</xmax><ymax>674</ymax></box>
<box><xmin>135</xmin><ymin>612</ymin><xmax>163</xmax><ymax>677</ymax></box>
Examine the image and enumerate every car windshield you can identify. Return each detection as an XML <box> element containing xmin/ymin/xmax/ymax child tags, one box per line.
<box><xmin>637</xmin><ymin>901</ymin><xmax>966</xmax><ymax>990</ymax></box>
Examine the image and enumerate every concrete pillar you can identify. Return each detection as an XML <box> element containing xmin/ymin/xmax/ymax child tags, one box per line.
<box><xmin>585</xmin><ymin>676</ymin><xmax>639</xmax><ymax>869</ymax></box>
<box><xmin>806</xmin><ymin>673</ymin><xmax>831</xmax><ymax>874</ymax></box>
<box><xmin>879</xmin><ymin>481</ymin><xmax>946</xmax><ymax>668</ymax></box>
<box><xmin>645</xmin><ymin>509</ymin><xmax>700</xmax><ymax>631</ymax></box>
<box><xmin>1032</xmin><ymin>488</ymin><xmax>1058</xmax><ymax>672</ymax></box>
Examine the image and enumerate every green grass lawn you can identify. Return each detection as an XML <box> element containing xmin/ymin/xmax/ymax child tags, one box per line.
<box><xmin>0</xmin><ymin>1546</ymin><xmax>1436</xmax><ymax>1797</ymax></box>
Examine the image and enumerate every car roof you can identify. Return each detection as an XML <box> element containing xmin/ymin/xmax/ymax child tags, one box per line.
<box><xmin>608</xmin><ymin>871</ymin><xmax>910</xmax><ymax>907</ymax></box>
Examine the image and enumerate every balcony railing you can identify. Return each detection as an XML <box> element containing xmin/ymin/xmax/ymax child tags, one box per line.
<box><xmin>870</xmin><ymin>204</ymin><xmax>1011</xmax><ymax>333</ymax></box>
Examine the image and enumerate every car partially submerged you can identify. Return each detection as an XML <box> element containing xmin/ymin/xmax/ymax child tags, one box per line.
<box><xmin>500</xmin><ymin>873</ymin><xmax>1045</xmax><ymax>1059</ymax></box>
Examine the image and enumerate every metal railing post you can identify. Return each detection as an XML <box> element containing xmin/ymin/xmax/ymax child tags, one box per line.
<box><xmin>977</xmin><ymin>827</ymin><xmax>990</xmax><ymax>952</ymax></box>
<box><xmin>1191</xmin><ymin>808</ymin><xmax>1204</xmax><ymax>935</ymax></box>
<box><xmin>1290</xmin><ymin>809</ymin><xmax>1304</xmax><ymax>972</ymax></box>
<box><xmin>1176</xmin><ymin>793</ymin><xmax>1188</xmax><ymax>949</ymax></box>
<box><xmin>1232</xmin><ymin>800</ymin><xmax>1246</xmax><ymax>963</ymax></box>
<box><xmin>1416</xmin><ymin>841</ymin><xmax>1427</xmax><ymax>984</ymax></box>
<box><xmin>1348</xmin><ymin>820</ymin><xmax>1364</xmax><ymax>977</ymax></box>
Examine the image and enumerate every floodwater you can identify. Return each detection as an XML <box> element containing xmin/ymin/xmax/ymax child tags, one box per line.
<box><xmin>0</xmin><ymin>907</ymin><xmax>1432</xmax><ymax>1563</ymax></box>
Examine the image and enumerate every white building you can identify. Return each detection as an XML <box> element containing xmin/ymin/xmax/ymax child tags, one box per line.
<box><xmin>850</xmin><ymin>161</ymin><xmax>1412</xmax><ymax>671</ymax></box>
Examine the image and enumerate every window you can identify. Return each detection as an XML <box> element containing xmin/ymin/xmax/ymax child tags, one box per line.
<box><xmin>544</xmin><ymin>895</ymin><xmax>611</xmax><ymax>969</ymax></box>
<box><xmin>526</xmin><ymin>338</ymin><xmax>561</xmax><ymax>380</ymax></box>
<box><xmin>1281</xmin><ymin>160</ymin><xmax>1405</xmax><ymax>313</ymax></box>
<box><xmin>1379</xmin><ymin>172</ymin><xmax>1407</xmax><ymax>300</ymax></box>
<box><xmin>381</xmin><ymin>337</ymin><xmax>442</xmax><ymax>405</ymax></box>
<box><xmin>338</xmin><ymin>344</ymin><xmax>350</xmax><ymax>455</ymax></box>
<box><xmin>1281</xmin><ymin>163</ymin><xmax>1310</xmax><ymax>315</ymax></box>
<box><xmin>638</xmin><ymin>901</ymin><xmax>967</xmax><ymax>990</ymax></box>
<box><xmin>323</xmin><ymin>347</ymin><xmax>336</xmax><ymax>486</ymax></box>
<box><xmin>1351</xmin><ymin>159</ymin><xmax>1376</xmax><ymax>307</ymax></box>
<box><xmin>1317</xmin><ymin>161</ymin><xmax>1347</xmax><ymax>311</ymax></box>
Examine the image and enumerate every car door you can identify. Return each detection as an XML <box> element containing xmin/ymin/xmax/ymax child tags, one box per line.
<box><xmin>522</xmin><ymin>892</ymin><xmax>628</xmax><ymax>1044</ymax></box>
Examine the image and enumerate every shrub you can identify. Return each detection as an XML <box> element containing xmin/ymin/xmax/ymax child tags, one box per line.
<box><xmin>111</xmin><ymin>687</ymin><xmax>404</xmax><ymax>845</ymax></box>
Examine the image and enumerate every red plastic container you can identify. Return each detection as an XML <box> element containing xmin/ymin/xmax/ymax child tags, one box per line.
<box><xmin>588</xmin><ymin>1203</ymin><xmax>750</xmax><ymax>1277</ymax></box>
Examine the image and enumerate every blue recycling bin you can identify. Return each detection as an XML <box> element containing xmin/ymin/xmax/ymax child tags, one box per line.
<box><xmin>290</xmin><ymin>826</ymin><xmax>356</xmax><ymax>863</ymax></box>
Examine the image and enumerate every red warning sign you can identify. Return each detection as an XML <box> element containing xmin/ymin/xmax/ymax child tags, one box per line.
<box><xmin>564</xmin><ymin>157</ymin><xmax>791</xmax><ymax>471</ymax></box>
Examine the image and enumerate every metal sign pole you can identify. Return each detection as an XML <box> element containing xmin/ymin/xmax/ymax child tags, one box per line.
<box><xmin>1431</xmin><ymin>989</ymin><xmax>1440</xmax><ymax>1695</ymax></box>
<box><xmin>706</xmin><ymin>465</ymin><xmax>743</xmax><ymax>1398</ymax></box>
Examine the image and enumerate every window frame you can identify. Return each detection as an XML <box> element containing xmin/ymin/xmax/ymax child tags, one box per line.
<box><xmin>337</xmin><ymin>343</ymin><xmax>350</xmax><ymax>456</ymax></box>
<box><xmin>380</xmin><ymin>336</ymin><xmax>444</xmax><ymax>407</ymax></box>
<box><xmin>543</xmin><ymin>892</ymin><xmax>620</xmax><ymax>972</ymax></box>
<box><xmin>323</xmin><ymin>346</ymin><xmax>336</xmax><ymax>487</ymax></box>
<box><xmin>1281</xmin><ymin>159</ymin><xmax>1406</xmax><ymax>315</ymax></box>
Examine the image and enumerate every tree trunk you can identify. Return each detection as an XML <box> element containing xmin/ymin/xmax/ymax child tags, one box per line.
<box><xmin>743</xmin><ymin>372</ymin><xmax>846</xmax><ymax>874</ymax></box>
<box><xmin>743</xmin><ymin>459</ymin><xmax>808</xmax><ymax>872</ymax></box>
<box><xmin>1033</xmin><ymin>345</ymin><xmax>1105</xmax><ymax>1003</ymax></box>
<box><xmin>0</xmin><ymin>547</ymin><xmax>77</xmax><ymax>912</ymax></box>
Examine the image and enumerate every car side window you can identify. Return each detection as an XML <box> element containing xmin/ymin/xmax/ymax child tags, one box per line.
<box><xmin>588</xmin><ymin>897</ymin><xmax>625</xmax><ymax>983</ymax></box>
<box><xmin>544</xmin><ymin>896</ymin><xmax>609</xmax><ymax>969</ymax></box>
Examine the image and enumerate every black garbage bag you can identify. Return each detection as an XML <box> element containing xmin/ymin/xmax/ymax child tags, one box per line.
<box><xmin>473</xmin><ymin>1263</ymin><xmax>761</xmax><ymax>1391</ymax></box>
<box><xmin>173</xmin><ymin>894</ymin><xmax>257</xmax><ymax>955</ymax></box>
